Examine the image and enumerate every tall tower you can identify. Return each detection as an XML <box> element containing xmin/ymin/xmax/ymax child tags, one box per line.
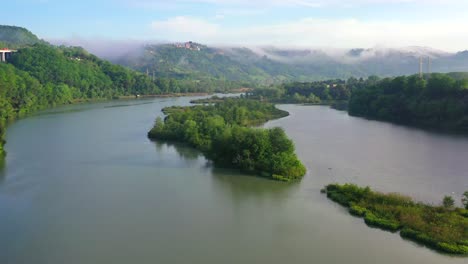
<box><xmin>427</xmin><ymin>57</ymin><xmax>432</xmax><ymax>77</ymax></box>
<box><xmin>419</xmin><ymin>57</ymin><xmax>423</xmax><ymax>78</ymax></box>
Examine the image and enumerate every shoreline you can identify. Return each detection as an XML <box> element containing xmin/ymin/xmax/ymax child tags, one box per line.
<box><xmin>0</xmin><ymin>91</ymin><xmax>238</xmax><ymax>157</ymax></box>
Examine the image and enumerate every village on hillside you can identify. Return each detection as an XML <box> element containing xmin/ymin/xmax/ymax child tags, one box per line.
<box><xmin>174</xmin><ymin>41</ymin><xmax>201</xmax><ymax>51</ymax></box>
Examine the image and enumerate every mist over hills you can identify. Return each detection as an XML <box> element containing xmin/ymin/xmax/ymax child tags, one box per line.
<box><xmin>103</xmin><ymin>42</ymin><xmax>468</xmax><ymax>84</ymax></box>
<box><xmin>4</xmin><ymin>24</ymin><xmax>467</xmax><ymax>84</ymax></box>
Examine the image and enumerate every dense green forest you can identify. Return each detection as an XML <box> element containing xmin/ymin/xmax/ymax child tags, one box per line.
<box><xmin>116</xmin><ymin>44</ymin><xmax>368</xmax><ymax>85</ymax></box>
<box><xmin>349</xmin><ymin>73</ymin><xmax>468</xmax><ymax>132</ymax></box>
<box><xmin>0</xmin><ymin>44</ymin><xmax>158</xmax><ymax>156</ymax></box>
<box><xmin>252</xmin><ymin>79</ymin><xmax>355</xmax><ymax>103</ymax></box>
<box><xmin>252</xmin><ymin>73</ymin><xmax>468</xmax><ymax>134</ymax></box>
<box><xmin>0</xmin><ymin>25</ymin><xmax>45</xmax><ymax>48</ymax></box>
<box><xmin>114</xmin><ymin>43</ymin><xmax>468</xmax><ymax>84</ymax></box>
<box><xmin>324</xmin><ymin>184</ymin><xmax>468</xmax><ymax>254</ymax></box>
<box><xmin>0</xmin><ymin>26</ymin><xmax>242</xmax><ymax>157</ymax></box>
<box><xmin>148</xmin><ymin>98</ymin><xmax>306</xmax><ymax>181</ymax></box>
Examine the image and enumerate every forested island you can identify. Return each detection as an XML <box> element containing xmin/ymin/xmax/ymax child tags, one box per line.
<box><xmin>148</xmin><ymin>98</ymin><xmax>306</xmax><ymax>181</ymax></box>
<box><xmin>349</xmin><ymin>73</ymin><xmax>468</xmax><ymax>132</ymax></box>
<box><xmin>324</xmin><ymin>184</ymin><xmax>468</xmax><ymax>255</ymax></box>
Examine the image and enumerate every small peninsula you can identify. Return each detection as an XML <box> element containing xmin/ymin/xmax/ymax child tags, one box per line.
<box><xmin>148</xmin><ymin>98</ymin><xmax>306</xmax><ymax>181</ymax></box>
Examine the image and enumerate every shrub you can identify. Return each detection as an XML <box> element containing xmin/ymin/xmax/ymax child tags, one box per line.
<box><xmin>462</xmin><ymin>191</ymin><xmax>468</xmax><ymax>210</ymax></box>
<box><xmin>437</xmin><ymin>243</ymin><xmax>468</xmax><ymax>255</ymax></box>
<box><xmin>364</xmin><ymin>212</ymin><xmax>401</xmax><ymax>232</ymax></box>
<box><xmin>349</xmin><ymin>204</ymin><xmax>367</xmax><ymax>217</ymax></box>
<box><xmin>272</xmin><ymin>174</ymin><xmax>292</xmax><ymax>182</ymax></box>
<box><xmin>443</xmin><ymin>196</ymin><xmax>455</xmax><ymax>209</ymax></box>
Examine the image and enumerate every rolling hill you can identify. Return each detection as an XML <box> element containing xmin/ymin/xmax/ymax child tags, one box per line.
<box><xmin>112</xmin><ymin>43</ymin><xmax>468</xmax><ymax>84</ymax></box>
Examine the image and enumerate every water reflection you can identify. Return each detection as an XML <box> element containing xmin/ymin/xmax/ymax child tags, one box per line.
<box><xmin>103</xmin><ymin>101</ymin><xmax>154</xmax><ymax>109</ymax></box>
<box><xmin>0</xmin><ymin>156</ymin><xmax>5</xmax><ymax>184</ymax></box>
<box><xmin>209</xmin><ymin>167</ymin><xmax>300</xmax><ymax>202</ymax></box>
<box><xmin>152</xmin><ymin>140</ymin><xmax>201</xmax><ymax>162</ymax></box>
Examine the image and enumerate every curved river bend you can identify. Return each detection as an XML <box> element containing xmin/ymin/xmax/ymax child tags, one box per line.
<box><xmin>0</xmin><ymin>97</ymin><xmax>467</xmax><ymax>264</ymax></box>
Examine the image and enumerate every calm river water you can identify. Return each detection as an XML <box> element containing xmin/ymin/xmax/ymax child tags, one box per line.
<box><xmin>0</xmin><ymin>97</ymin><xmax>467</xmax><ymax>263</ymax></box>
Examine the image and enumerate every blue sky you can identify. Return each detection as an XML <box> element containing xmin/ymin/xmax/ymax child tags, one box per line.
<box><xmin>3</xmin><ymin>0</ymin><xmax>468</xmax><ymax>51</ymax></box>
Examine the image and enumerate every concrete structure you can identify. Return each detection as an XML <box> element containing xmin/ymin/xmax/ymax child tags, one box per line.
<box><xmin>0</xmin><ymin>49</ymin><xmax>17</xmax><ymax>62</ymax></box>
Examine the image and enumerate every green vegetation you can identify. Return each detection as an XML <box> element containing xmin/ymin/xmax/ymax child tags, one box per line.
<box><xmin>278</xmin><ymin>80</ymin><xmax>351</xmax><ymax>103</ymax></box>
<box><xmin>324</xmin><ymin>184</ymin><xmax>468</xmax><ymax>255</ymax></box>
<box><xmin>443</xmin><ymin>196</ymin><xmax>455</xmax><ymax>209</ymax></box>
<box><xmin>117</xmin><ymin>43</ymin><xmax>267</xmax><ymax>87</ymax></box>
<box><xmin>118</xmin><ymin>44</ymin><xmax>387</xmax><ymax>86</ymax></box>
<box><xmin>349</xmin><ymin>73</ymin><xmax>468</xmax><ymax>132</ymax></box>
<box><xmin>0</xmin><ymin>25</ymin><xmax>44</xmax><ymax>48</ymax></box>
<box><xmin>0</xmin><ymin>26</ymin><xmax>242</xmax><ymax>157</ymax></box>
<box><xmin>189</xmin><ymin>95</ymin><xmax>226</xmax><ymax>104</ymax></box>
<box><xmin>0</xmin><ymin>44</ymin><xmax>157</xmax><ymax>156</ymax></box>
<box><xmin>462</xmin><ymin>192</ymin><xmax>468</xmax><ymax>209</ymax></box>
<box><xmin>117</xmin><ymin>44</ymin><xmax>468</xmax><ymax>84</ymax></box>
<box><xmin>148</xmin><ymin>98</ymin><xmax>306</xmax><ymax>181</ymax></box>
<box><xmin>250</xmin><ymin>78</ymin><xmax>369</xmax><ymax>104</ymax></box>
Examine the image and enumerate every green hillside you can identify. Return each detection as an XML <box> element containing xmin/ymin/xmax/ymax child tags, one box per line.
<box><xmin>118</xmin><ymin>43</ymin><xmax>273</xmax><ymax>85</ymax></box>
<box><xmin>0</xmin><ymin>27</ymin><xmax>239</xmax><ymax>157</ymax></box>
<box><xmin>115</xmin><ymin>44</ymin><xmax>468</xmax><ymax>84</ymax></box>
<box><xmin>118</xmin><ymin>44</ymin><xmax>367</xmax><ymax>85</ymax></box>
<box><xmin>0</xmin><ymin>25</ymin><xmax>44</xmax><ymax>48</ymax></box>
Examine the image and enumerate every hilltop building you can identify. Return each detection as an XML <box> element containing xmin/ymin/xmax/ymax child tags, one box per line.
<box><xmin>174</xmin><ymin>41</ymin><xmax>201</xmax><ymax>51</ymax></box>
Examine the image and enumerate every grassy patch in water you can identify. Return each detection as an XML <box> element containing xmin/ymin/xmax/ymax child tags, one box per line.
<box><xmin>324</xmin><ymin>184</ymin><xmax>468</xmax><ymax>255</ymax></box>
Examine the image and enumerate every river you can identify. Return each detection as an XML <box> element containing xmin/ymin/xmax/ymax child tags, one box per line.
<box><xmin>0</xmin><ymin>97</ymin><xmax>467</xmax><ymax>263</ymax></box>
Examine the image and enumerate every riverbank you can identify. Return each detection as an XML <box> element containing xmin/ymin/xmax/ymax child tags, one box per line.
<box><xmin>324</xmin><ymin>184</ymin><xmax>468</xmax><ymax>255</ymax></box>
<box><xmin>115</xmin><ymin>92</ymin><xmax>211</xmax><ymax>100</ymax></box>
<box><xmin>0</xmin><ymin>91</ymin><xmax>232</xmax><ymax>157</ymax></box>
<box><xmin>348</xmin><ymin>73</ymin><xmax>468</xmax><ymax>134</ymax></box>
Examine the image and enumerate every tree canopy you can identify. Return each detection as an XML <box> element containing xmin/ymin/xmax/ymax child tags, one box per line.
<box><xmin>348</xmin><ymin>73</ymin><xmax>468</xmax><ymax>132</ymax></box>
<box><xmin>0</xmin><ymin>42</ymin><xmax>239</xmax><ymax>156</ymax></box>
<box><xmin>148</xmin><ymin>98</ymin><xmax>306</xmax><ymax>181</ymax></box>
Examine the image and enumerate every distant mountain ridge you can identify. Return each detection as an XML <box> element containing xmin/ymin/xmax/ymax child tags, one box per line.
<box><xmin>113</xmin><ymin>42</ymin><xmax>468</xmax><ymax>83</ymax></box>
<box><xmin>3</xmin><ymin>24</ymin><xmax>467</xmax><ymax>83</ymax></box>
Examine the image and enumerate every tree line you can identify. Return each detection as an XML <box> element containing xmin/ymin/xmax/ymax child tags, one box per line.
<box><xmin>349</xmin><ymin>73</ymin><xmax>468</xmax><ymax>132</ymax></box>
<box><xmin>250</xmin><ymin>78</ymin><xmax>367</xmax><ymax>104</ymax></box>
<box><xmin>251</xmin><ymin>73</ymin><xmax>468</xmax><ymax>134</ymax></box>
<box><xmin>148</xmin><ymin>98</ymin><xmax>306</xmax><ymax>181</ymax></box>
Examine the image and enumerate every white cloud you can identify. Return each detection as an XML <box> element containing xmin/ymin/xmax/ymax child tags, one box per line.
<box><xmin>130</xmin><ymin>0</ymin><xmax>467</xmax><ymax>8</ymax></box>
<box><xmin>151</xmin><ymin>16</ymin><xmax>220</xmax><ymax>39</ymax></box>
<box><xmin>149</xmin><ymin>16</ymin><xmax>468</xmax><ymax>51</ymax></box>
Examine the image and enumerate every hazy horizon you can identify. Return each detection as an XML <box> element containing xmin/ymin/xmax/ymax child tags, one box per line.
<box><xmin>4</xmin><ymin>0</ymin><xmax>468</xmax><ymax>52</ymax></box>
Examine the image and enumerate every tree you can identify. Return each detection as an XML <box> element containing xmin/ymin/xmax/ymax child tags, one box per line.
<box><xmin>442</xmin><ymin>196</ymin><xmax>455</xmax><ymax>209</ymax></box>
<box><xmin>462</xmin><ymin>191</ymin><xmax>468</xmax><ymax>209</ymax></box>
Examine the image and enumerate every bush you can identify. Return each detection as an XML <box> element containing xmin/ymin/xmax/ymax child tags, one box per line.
<box><xmin>349</xmin><ymin>204</ymin><xmax>367</xmax><ymax>217</ymax></box>
<box><xmin>437</xmin><ymin>243</ymin><xmax>468</xmax><ymax>255</ymax></box>
<box><xmin>364</xmin><ymin>212</ymin><xmax>401</xmax><ymax>232</ymax></box>
<box><xmin>443</xmin><ymin>196</ymin><xmax>455</xmax><ymax>209</ymax></box>
<box><xmin>462</xmin><ymin>191</ymin><xmax>468</xmax><ymax>210</ymax></box>
<box><xmin>272</xmin><ymin>174</ymin><xmax>292</xmax><ymax>182</ymax></box>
